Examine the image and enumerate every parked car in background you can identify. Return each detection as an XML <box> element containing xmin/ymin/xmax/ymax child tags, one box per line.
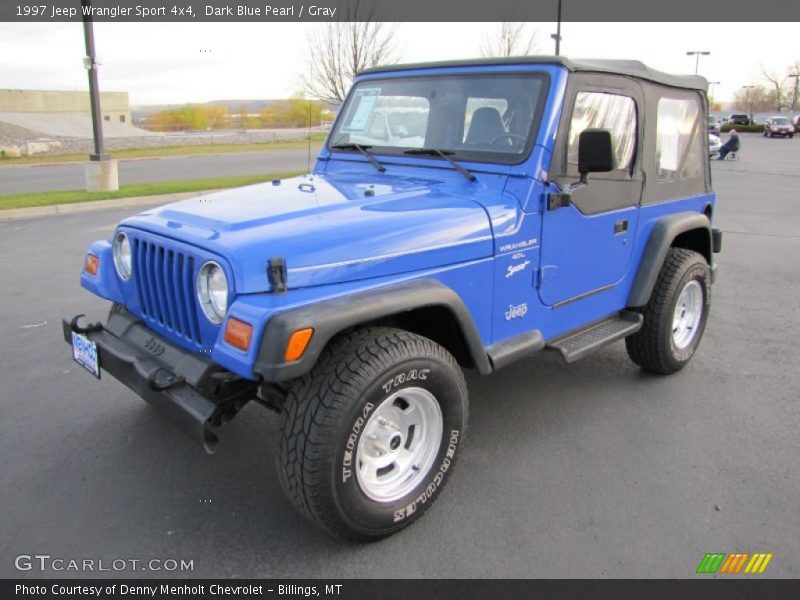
<box><xmin>708</xmin><ymin>115</ymin><xmax>721</xmax><ymax>134</ymax></box>
<box><xmin>729</xmin><ymin>114</ymin><xmax>751</xmax><ymax>126</ymax></box>
<box><xmin>348</xmin><ymin>107</ymin><xmax>428</xmax><ymax>148</ymax></box>
<box><xmin>764</xmin><ymin>116</ymin><xmax>794</xmax><ymax>138</ymax></box>
<box><xmin>709</xmin><ymin>133</ymin><xmax>721</xmax><ymax>156</ymax></box>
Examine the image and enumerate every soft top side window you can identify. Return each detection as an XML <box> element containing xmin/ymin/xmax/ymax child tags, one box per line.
<box><xmin>567</xmin><ymin>91</ymin><xmax>637</xmax><ymax>171</ymax></box>
<box><xmin>655</xmin><ymin>96</ymin><xmax>703</xmax><ymax>182</ymax></box>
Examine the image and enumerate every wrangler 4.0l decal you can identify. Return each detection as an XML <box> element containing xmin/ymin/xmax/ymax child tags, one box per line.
<box><xmin>499</xmin><ymin>238</ymin><xmax>538</xmax><ymax>254</ymax></box>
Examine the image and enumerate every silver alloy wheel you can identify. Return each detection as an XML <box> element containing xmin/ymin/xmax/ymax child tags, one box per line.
<box><xmin>356</xmin><ymin>387</ymin><xmax>443</xmax><ymax>503</ymax></box>
<box><xmin>672</xmin><ymin>280</ymin><xmax>703</xmax><ymax>349</ymax></box>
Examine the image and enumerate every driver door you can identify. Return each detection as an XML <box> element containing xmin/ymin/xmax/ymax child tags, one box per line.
<box><xmin>539</xmin><ymin>76</ymin><xmax>645</xmax><ymax>307</ymax></box>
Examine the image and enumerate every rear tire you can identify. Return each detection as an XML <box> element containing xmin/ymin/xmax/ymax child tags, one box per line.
<box><xmin>626</xmin><ymin>248</ymin><xmax>711</xmax><ymax>375</ymax></box>
<box><xmin>277</xmin><ymin>327</ymin><xmax>468</xmax><ymax>541</ymax></box>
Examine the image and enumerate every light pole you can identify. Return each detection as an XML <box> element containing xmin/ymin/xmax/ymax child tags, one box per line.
<box><xmin>550</xmin><ymin>0</ymin><xmax>562</xmax><ymax>56</ymax></box>
<box><xmin>81</xmin><ymin>0</ymin><xmax>118</xmax><ymax>191</ymax></box>
<box><xmin>82</xmin><ymin>0</ymin><xmax>106</xmax><ymax>162</ymax></box>
<box><xmin>708</xmin><ymin>81</ymin><xmax>720</xmax><ymax>101</ymax></box>
<box><xmin>743</xmin><ymin>85</ymin><xmax>755</xmax><ymax>122</ymax></box>
<box><xmin>686</xmin><ymin>50</ymin><xmax>710</xmax><ymax>75</ymax></box>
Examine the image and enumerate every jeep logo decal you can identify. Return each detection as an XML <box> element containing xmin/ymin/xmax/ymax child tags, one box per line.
<box><xmin>144</xmin><ymin>336</ymin><xmax>165</xmax><ymax>356</ymax></box>
<box><xmin>504</xmin><ymin>303</ymin><xmax>528</xmax><ymax>321</ymax></box>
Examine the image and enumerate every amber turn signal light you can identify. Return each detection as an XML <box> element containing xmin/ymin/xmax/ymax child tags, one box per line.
<box><xmin>224</xmin><ymin>317</ymin><xmax>253</xmax><ymax>351</ymax></box>
<box><xmin>285</xmin><ymin>328</ymin><xmax>314</xmax><ymax>362</ymax></box>
<box><xmin>84</xmin><ymin>254</ymin><xmax>99</xmax><ymax>275</ymax></box>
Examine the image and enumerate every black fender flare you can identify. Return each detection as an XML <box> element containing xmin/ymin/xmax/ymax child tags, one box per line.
<box><xmin>627</xmin><ymin>212</ymin><xmax>712</xmax><ymax>308</ymax></box>
<box><xmin>254</xmin><ymin>279</ymin><xmax>493</xmax><ymax>382</ymax></box>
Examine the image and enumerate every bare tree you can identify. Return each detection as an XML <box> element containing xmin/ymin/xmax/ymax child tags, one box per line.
<box><xmin>300</xmin><ymin>0</ymin><xmax>399</xmax><ymax>103</ymax></box>
<box><xmin>732</xmin><ymin>84</ymin><xmax>773</xmax><ymax>114</ymax></box>
<box><xmin>759</xmin><ymin>64</ymin><xmax>790</xmax><ymax>111</ymax></box>
<box><xmin>480</xmin><ymin>22</ymin><xmax>539</xmax><ymax>58</ymax></box>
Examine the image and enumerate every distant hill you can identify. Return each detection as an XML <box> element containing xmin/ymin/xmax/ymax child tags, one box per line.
<box><xmin>131</xmin><ymin>99</ymin><xmax>279</xmax><ymax>125</ymax></box>
<box><xmin>206</xmin><ymin>99</ymin><xmax>284</xmax><ymax>112</ymax></box>
<box><xmin>132</xmin><ymin>99</ymin><xmax>339</xmax><ymax>125</ymax></box>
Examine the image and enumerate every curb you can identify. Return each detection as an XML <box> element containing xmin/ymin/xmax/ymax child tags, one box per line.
<box><xmin>0</xmin><ymin>190</ymin><xmax>213</xmax><ymax>222</ymax></box>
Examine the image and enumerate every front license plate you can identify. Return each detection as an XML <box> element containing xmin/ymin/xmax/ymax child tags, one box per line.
<box><xmin>71</xmin><ymin>332</ymin><xmax>100</xmax><ymax>379</ymax></box>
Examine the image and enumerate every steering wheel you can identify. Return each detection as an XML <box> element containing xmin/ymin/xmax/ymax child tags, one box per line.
<box><xmin>490</xmin><ymin>133</ymin><xmax>527</xmax><ymax>146</ymax></box>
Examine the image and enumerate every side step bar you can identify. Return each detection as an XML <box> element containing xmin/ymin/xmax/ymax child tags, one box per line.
<box><xmin>547</xmin><ymin>311</ymin><xmax>643</xmax><ymax>363</ymax></box>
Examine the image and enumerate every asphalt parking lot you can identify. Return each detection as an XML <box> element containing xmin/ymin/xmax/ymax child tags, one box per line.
<box><xmin>1</xmin><ymin>133</ymin><xmax>798</xmax><ymax>578</ymax></box>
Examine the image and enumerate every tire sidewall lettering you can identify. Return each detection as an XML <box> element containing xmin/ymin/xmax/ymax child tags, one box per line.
<box><xmin>381</xmin><ymin>368</ymin><xmax>430</xmax><ymax>394</ymax></box>
<box><xmin>393</xmin><ymin>429</ymin><xmax>460</xmax><ymax>524</ymax></box>
<box><xmin>341</xmin><ymin>402</ymin><xmax>375</xmax><ymax>484</ymax></box>
<box><xmin>334</xmin><ymin>358</ymin><xmax>465</xmax><ymax>534</ymax></box>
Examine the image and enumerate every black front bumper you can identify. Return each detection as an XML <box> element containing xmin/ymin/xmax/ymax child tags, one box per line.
<box><xmin>63</xmin><ymin>309</ymin><xmax>257</xmax><ymax>453</ymax></box>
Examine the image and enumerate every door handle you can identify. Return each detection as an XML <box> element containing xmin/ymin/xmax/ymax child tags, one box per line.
<box><xmin>613</xmin><ymin>220</ymin><xmax>629</xmax><ymax>234</ymax></box>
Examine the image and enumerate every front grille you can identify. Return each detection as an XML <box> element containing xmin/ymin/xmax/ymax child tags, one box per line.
<box><xmin>132</xmin><ymin>238</ymin><xmax>203</xmax><ymax>346</ymax></box>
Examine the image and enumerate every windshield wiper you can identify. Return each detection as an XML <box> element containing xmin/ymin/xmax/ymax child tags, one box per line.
<box><xmin>330</xmin><ymin>143</ymin><xmax>385</xmax><ymax>173</ymax></box>
<box><xmin>403</xmin><ymin>149</ymin><xmax>476</xmax><ymax>182</ymax></box>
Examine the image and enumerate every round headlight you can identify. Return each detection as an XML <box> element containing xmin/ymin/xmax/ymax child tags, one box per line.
<box><xmin>112</xmin><ymin>231</ymin><xmax>132</xmax><ymax>281</ymax></box>
<box><xmin>196</xmin><ymin>261</ymin><xmax>228</xmax><ymax>324</ymax></box>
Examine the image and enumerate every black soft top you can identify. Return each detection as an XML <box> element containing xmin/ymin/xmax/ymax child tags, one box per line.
<box><xmin>360</xmin><ymin>56</ymin><xmax>707</xmax><ymax>92</ymax></box>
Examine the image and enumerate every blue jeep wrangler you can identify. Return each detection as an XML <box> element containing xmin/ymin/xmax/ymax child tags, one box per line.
<box><xmin>65</xmin><ymin>57</ymin><xmax>722</xmax><ymax>541</ymax></box>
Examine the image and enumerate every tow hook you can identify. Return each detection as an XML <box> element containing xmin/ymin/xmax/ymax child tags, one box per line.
<box><xmin>69</xmin><ymin>314</ymin><xmax>103</xmax><ymax>334</ymax></box>
<box><xmin>146</xmin><ymin>367</ymin><xmax>185</xmax><ymax>391</ymax></box>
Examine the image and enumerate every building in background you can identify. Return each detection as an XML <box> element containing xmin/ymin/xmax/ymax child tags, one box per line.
<box><xmin>0</xmin><ymin>89</ymin><xmax>139</xmax><ymax>157</ymax></box>
<box><xmin>0</xmin><ymin>89</ymin><xmax>130</xmax><ymax>123</ymax></box>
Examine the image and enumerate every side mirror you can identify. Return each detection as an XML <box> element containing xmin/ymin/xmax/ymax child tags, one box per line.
<box><xmin>547</xmin><ymin>129</ymin><xmax>616</xmax><ymax>211</ymax></box>
<box><xmin>578</xmin><ymin>129</ymin><xmax>615</xmax><ymax>182</ymax></box>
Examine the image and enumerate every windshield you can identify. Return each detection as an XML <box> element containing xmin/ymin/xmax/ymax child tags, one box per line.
<box><xmin>772</xmin><ymin>118</ymin><xmax>790</xmax><ymax>125</ymax></box>
<box><xmin>328</xmin><ymin>73</ymin><xmax>549</xmax><ymax>165</ymax></box>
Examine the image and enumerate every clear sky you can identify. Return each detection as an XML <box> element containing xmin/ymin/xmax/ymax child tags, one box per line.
<box><xmin>0</xmin><ymin>22</ymin><xmax>797</xmax><ymax>106</ymax></box>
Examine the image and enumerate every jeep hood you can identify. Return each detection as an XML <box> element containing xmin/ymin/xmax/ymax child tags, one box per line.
<box><xmin>121</xmin><ymin>172</ymin><xmax>495</xmax><ymax>293</ymax></box>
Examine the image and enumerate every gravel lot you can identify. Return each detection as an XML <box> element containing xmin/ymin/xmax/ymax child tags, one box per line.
<box><xmin>1</xmin><ymin>133</ymin><xmax>798</xmax><ymax>578</ymax></box>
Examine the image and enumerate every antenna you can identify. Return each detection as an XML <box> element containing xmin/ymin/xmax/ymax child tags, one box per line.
<box><xmin>306</xmin><ymin>92</ymin><xmax>313</xmax><ymax>176</ymax></box>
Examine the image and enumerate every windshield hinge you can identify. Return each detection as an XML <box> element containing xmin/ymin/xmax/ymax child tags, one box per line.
<box><xmin>268</xmin><ymin>257</ymin><xmax>288</xmax><ymax>293</ymax></box>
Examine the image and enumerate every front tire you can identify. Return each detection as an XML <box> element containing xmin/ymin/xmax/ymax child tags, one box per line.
<box><xmin>626</xmin><ymin>248</ymin><xmax>711</xmax><ymax>374</ymax></box>
<box><xmin>277</xmin><ymin>327</ymin><xmax>468</xmax><ymax>541</ymax></box>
